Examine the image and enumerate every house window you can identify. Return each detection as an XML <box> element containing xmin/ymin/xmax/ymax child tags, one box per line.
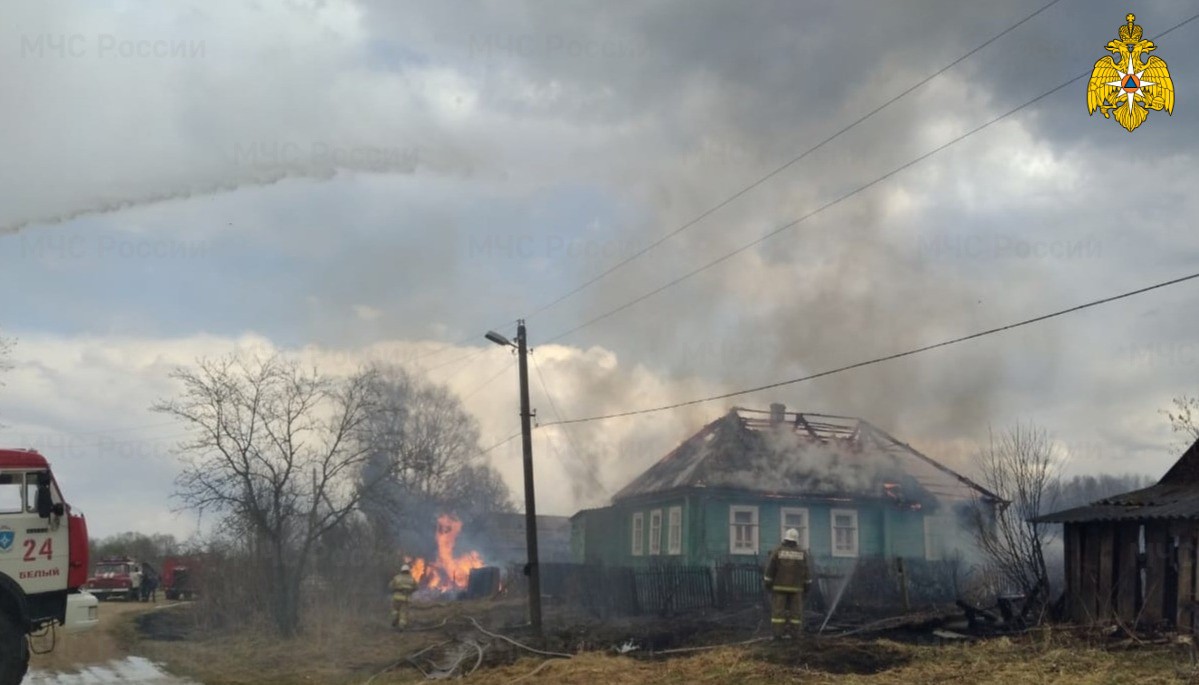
<box><xmin>667</xmin><ymin>506</ymin><xmax>682</xmax><ymax>555</ymax></box>
<box><xmin>831</xmin><ymin>509</ymin><xmax>859</xmax><ymax>557</ymax></box>
<box><xmin>780</xmin><ymin>507</ymin><xmax>809</xmax><ymax>549</ymax></box>
<box><xmin>729</xmin><ymin>505</ymin><xmax>759</xmax><ymax>555</ymax></box>
<box><xmin>925</xmin><ymin>515</ymin><xmax>951</xmax><ymax>561</ymax></box>
<box><xmin>631</xmin><ymin>513</ymin><xmax>644</xmax><ymax>556</ymax></box>
<box><xmin>649</xmin><ymin>509</ymin><xmax>663</xmax><ymax>555</ymax></box>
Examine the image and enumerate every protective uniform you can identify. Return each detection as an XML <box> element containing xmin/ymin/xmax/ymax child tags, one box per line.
<box><xmin>389</xmin><ymin>565</ymin><xmax>418</xmax><ymax>628</ymax></box>
<box><xmin>763</xmin><ymin>529</ymin><xmax>811</xmax><ymax>639</ymax></box>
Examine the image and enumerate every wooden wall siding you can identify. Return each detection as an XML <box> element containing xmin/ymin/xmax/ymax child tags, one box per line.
<box><xmin>1069</xmin><ymin>525</ymin><xmax>1079</xmax><ymax>623</ymax></box>
<box><xmin>1143</xmin><ymin>525</ymin><xmax>1168</xmax><ymax>624</ymax></box>
<box><xmin>1172</xmin><ymin>523</ymin><xmax>1198</xmax><ymax>631</ymax></box>
<box><xmin>1097</xmin><ymin>525</ymin><xmax>1115</xmax><ymax>620</ymax></box>
<box><xmin>1115</xmin><ymin>523</ymin><xmax>1140</xmax><ymax>623</ymax></box>
<box><xmin>1067</xmin><ymin>524</ymin><xmax>1084</xmax><ymax>622</ymax></box>
<box><xmin>1062</xmin><ymin>521</ymin><xmax>1199</xmax><ymax>630</ymax></box>
<box><xmin>1079</xmin><ymin>524</ymin><xmax>1100</xmax><ymax>622</ymax></box>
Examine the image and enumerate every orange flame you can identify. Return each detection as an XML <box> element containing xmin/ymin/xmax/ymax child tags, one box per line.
<box><xmin>408</xmin><ymin>514</ymin><xmax>485</xmax><ymax>592</ymax></box>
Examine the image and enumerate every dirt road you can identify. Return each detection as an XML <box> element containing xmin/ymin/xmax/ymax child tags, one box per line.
<box><xmin>24</xmin><ymin>600</ymin><xmax>198</xmax><ymax>684</ymax></box>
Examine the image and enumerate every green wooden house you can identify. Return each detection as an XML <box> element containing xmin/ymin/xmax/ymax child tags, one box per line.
<box><xmin>571</xmin><ymin>405</ymin><xmax>1002</xmax><ymax>573</ymax></box>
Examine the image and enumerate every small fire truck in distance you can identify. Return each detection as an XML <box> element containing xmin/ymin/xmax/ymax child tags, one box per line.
<box><xmin>87</xmin><ymin>556</ymin><xmax>143</xmax><ymax>601</ymax></box>
<box><xmin>0</xmin><ymin>448</ymin><xmax>99</xmax><ymax>685</ymax></box>
<box><xmin>162</xmin><ymin>555</ymin><xmax>201</xmax><ymax>600</ymax></box>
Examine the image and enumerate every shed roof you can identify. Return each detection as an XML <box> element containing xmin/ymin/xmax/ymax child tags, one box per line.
<box><xmin>612</xmin><ymin>407</ymin><xmax>1000</xmax><ymax>507</ymax></box>
<box><xmin>1034</xmin><ymin>438</ymin><xmax>1199</xmax><ymax>523</ymax></box>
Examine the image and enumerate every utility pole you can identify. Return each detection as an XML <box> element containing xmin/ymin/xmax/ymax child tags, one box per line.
<box><xmin>516</xmin><ymin>320</ymin><xmax>543</xmax><ymax>634</ymax></box>
<box><xmin>484</xmin><ymin>320</ymin><xmax>542</xmax><ymax>633</ymax></box>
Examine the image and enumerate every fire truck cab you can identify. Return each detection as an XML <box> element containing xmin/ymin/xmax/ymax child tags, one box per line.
<box><xmin>0</xmin><ymin>449</ymin><xmax>99</xmax><ymax>685</ymax></box>
<box><xmin>87</xmin><ymin>556</ymin><xmax>144</xmax><ymax>601</ymax></box>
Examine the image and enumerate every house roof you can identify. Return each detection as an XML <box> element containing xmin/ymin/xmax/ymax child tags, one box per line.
<box><xmin>611</xmin><ymin>407</ymin><xmax>1001</xmax><ymax>507</ymax></box>
<box><xmin>1035</xmin><ymin>438</ymin><xmax>1199</xmax><ymax>523</ymax></box>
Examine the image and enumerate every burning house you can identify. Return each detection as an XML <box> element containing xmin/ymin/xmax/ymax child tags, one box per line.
<box><xmin>571</xmin><ymin>405</ymin><xmax>1002</xmax><ymax>573</ymax></box>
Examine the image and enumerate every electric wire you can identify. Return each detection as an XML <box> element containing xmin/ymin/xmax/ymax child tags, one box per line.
<box><xmin>530</xmin><ymin>352</ymin><xmax>587</xmax><ymax>461</ymax></box>
<box><xmin>539</xmin><ymin>270</ymin><xmax>1199</xmax><ymax>426</ymax></box>
<box><xmin>521</xmin><ymin>0</ymin><xmax>1067</xmax><ymax>323</ymax></box>
<box><xmin>460</xmin><ymin>359</ymin><xmax>515</xmax><ymax>401</ymax></box>
<box><xmin>541</xmin><ymin>10</ymin><xmax>1199</xmax><ymax>345</ymax></box>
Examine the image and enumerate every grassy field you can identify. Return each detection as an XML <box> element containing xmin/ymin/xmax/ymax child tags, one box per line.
<box><xmin>124</xmin><ymin>600</ymin><xmax>1199</xmax><ymax>685</ymax></box>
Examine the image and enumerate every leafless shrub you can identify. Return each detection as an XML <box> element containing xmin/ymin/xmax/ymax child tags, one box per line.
<box><xmin>1165</xmin><ymin>395</ymin><xmax>1199</xmax><ymax>449</ymax></box>
<box><xmin>970</xmin><ymin>423</ymin><xmax>1062</xmax><ymax>603</ymax></box>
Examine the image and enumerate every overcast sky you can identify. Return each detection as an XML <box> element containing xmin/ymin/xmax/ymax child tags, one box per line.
<box><xmin>1</xmin><ymin>0</ymin><xmax>1197</xmax><ymax>540</ymax></box>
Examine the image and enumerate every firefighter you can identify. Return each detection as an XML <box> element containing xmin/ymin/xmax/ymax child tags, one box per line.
<box><xmin>763</xmin><ymin>528</ymin><xmax>811</xmax><ymax>639</ymax></box>
<box><xmin>140</xmin><ymin>562</ymin><xmax>157</xmax><ymax>603</ymax></box>
<box><xmin>389</xmin><ymin>564</ymin><xmax>417</xmax><ymax>628</ymax></box>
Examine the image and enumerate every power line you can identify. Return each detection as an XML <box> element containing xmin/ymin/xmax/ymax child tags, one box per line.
<box><xmin>439</xmin><ymin>346</ymin><xmax>503</xmax><ymax>385</ymax></box>
<box><xmin>421</xmin><ymin>347</ymin><xmax>489</xmax><ymax>374</ymax></box>
<box><xmin>529</xmin><ymin>352</ymin><xmax>587</xmax><ymax>460</ymax></box>
<box><xmin>522</xmin><ymin>0</ymin><xmax>1066</xmax><ymax>323</ymax></box>
<box><xmin>406</xmin><ymin>320</ymin><xmax>519</xmax><ymax>365</ymax></box>
<box><xmin>542</xmin><ymin>10</ymin><xmax>1199</xmax><ymax>345</ymax></box>
<box><xmin>460</xmin><ymin>358</ymin><xmax>515</xmax><ymax>401</ymax></box>
<box><xmin>481</xmin><ymin>431</ymin><xmax>521</xmax><ymax>455</ymax></box>
<box><xmin>539</xmin><ymin>270</ymin><xmax>1199</xmax><ymax>426</ymax></box>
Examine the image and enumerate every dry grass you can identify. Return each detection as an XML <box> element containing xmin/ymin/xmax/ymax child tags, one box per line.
<box><xmin>135</xmin><ymin>598</ymin><xmax>524</xmax><ymax>685</ymax></box>
<box><xmin>427</xmin><ymin>637</ymin><xmax>1196</xmax><ymax>685</ymax></box>
<box><xmin>131</xmin><ymin>601</ymin><xmax>1199</xmax><ymax>685</ymax></box>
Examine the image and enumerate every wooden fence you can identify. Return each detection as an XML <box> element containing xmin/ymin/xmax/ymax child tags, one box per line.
<box><xmin>634</xmin><ymin>565</ymin><xmax>716</xmax><ymax>616</ymax></box>
<box><xmin>489</xmin><ymin>558</ymin><xmax>962</xmax><ymax>619</ymax></box>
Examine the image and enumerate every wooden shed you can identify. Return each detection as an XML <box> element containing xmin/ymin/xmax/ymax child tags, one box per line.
<box><xmin>1035</xmin><ymin>438</ymin><xmax>1199</xmax><ymax>630</ymax></box>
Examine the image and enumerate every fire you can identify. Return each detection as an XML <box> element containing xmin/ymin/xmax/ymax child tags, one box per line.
<box><xmin>408</xmin><ymin>514</ymin><xmax>485</xmax><ymax>592</ymax></box>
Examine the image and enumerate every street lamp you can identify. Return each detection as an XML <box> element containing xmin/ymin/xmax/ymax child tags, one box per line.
<box><xmin>485</xmin><ymin>320</ymin><xmax>542</xmax><ymax>634</ymax></box>
<box><xmin>484</xmin><ymin>331</ymin><xmax>513</xmax><ymax>348</ymax></box>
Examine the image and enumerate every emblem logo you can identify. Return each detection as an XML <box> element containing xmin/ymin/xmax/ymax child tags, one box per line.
<box><xmin>1087</xmin><ymin>13</ymin><xmax>1174</xmax><ymax>132</ymax></box>
<box><xmin>0</xmin><ymin>526</ymin><xmax>13</xmax><ymax>553</ymax></box>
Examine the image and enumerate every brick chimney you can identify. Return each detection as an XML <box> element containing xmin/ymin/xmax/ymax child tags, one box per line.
<box><xmin>770</xmin><ymin>402</ymin><xmax>786</xmax><ymax>425</ymax></box>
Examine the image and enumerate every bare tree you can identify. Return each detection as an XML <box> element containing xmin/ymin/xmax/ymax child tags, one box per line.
<box><xmin>358</xmin><ymin>366</ymin><xmax>513</xmax><ymax>547</ymax></box>
<box><xmin>1165</xmin><ymin>395</ymin><xmax>1199</xmax><ymax>449</ymax></box>
<box><xmin>152</xmin><ymin>354</ymin><xmax>383</xmax><ymax>636</ymax></box>
<box><xmin>970</xmin><ymin>423</ymin><xmax>1062</xmax><ymax>603</ymax></box>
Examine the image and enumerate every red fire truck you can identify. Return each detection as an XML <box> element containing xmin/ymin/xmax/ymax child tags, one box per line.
<box><xmin>0</xmin><ymin>448</ymin><xmax>99</xmax><ymax>685</ymax></box>
<box><xmin>162</xmin><ymin>555</ymin><xmax>202</xmax><ymax>600</ymax></box>
<box><xmin>86</xmin><ymin>556</ymin><xmax>143</xmax><ymax>601</ymax></box>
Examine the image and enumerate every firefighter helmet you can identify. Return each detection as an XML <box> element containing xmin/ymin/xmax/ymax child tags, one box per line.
<box><xmin>401</xmin><ymin>564</ymin><xmax>411</xmax><ymax>573</ymax></box>
<box><xmin>784</xmin><ymin>528</ymin><xmax>800</xmax><ymax>543</ymax></box>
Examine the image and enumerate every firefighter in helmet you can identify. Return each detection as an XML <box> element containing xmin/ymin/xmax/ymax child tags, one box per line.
<box><xmin>389</xmin><ymin>564</ymin><xmax>418</xmax><ymax>628</ymax></box>
<box><xmin>764</xmin><ymin>528</ymin><xmax>811</xmax><ymax>639</ymax></box>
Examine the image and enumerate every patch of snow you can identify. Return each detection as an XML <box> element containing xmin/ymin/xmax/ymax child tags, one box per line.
<box><xmin>24</xmin><ymin>656</ymin><xmax>199</xmax><ymax>684</ymax></box>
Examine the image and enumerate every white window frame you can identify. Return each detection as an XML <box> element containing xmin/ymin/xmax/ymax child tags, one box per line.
<box><xmin>831</xmin><ymin>508</ymin><xmax>859</xmax><ymax>558</ymax></box>
<box><xmin>667</xmin><ymin>506</ymin><xmax>682</xmax><ymax>555</ymax></box>
<box><xmin>631</xmin><ymin>512</ymin><xmax>644</xmax><ymax>556</ymax></box>
<box><xmin>648</xmin><ymin>509</ymin><xmax>662</xmax><ymax>555</ymax></box>
<box><xmin>780</xmin><ymin>507</ymin><xmax>809</xmax><ymax>550</ymax></box>
<box><xmin>925</xmin><ymin>515</ymin><xmax>951</xmax><ymax>561</ymax></box>
<box><xmin>729</xmin><ymin>505</ymin><xmax>759</xmax><ymax>555</ymax></box>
